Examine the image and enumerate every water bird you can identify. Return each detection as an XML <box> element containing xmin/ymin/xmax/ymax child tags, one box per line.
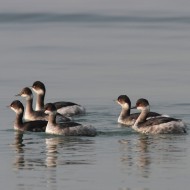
<box><xmin>31</xmin><ymin>81</ymin><xmax>86</xmax><ymax>116</ymax></box>
<box><xmin>131</xmin><ymin>98</ymin><xmax>187</xmax><ymax>134</ymax></box>
<box><xmin>44</xmin><ymin>103</ymin><xmax>97</xmax><ymax>136</ymax></box>
<box><xmin>116</xmin><ymin>95</ymin><xmax>162</xmax><ymax>126</ymax></box>
<box><xmin>16</xmin><ymin>87</ymin><xmax>70</xmax><ymax>122</ymax></box>
<box><xmin>9</xmin><ymin>100</ymin><xmax>47</xmax><ymax>132</ymax></box>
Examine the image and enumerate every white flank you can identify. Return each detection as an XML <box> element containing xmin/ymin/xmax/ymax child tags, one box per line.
<box><xmin>132</xmin><ymin>121</ymin><xmax>186</xmax><ymax>134</ymax></box>
<box><xmin>57</xmin><ymin>105</ymin><xmax>86</xmax><ymax>116</ymax></box>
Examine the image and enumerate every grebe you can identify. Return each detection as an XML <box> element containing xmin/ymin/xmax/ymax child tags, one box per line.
<box><xmin>131</xmin><ymin>98</ymin><xmax>187</xmax><ymax>134</ymax></box>
<box><xmin>44</xmin><ymin>103</ymin><xmax>97</xmax><ymax>136</ymax></box>
<box><xmin>31</xmin><ymin>81</ymin><xmax>86</xmax><ymax>116</ymax></box>
<box><xmin>9</xmin><ymin>100</ymin><xmax>47</xmax><ymax>132</ymax></box>
<box><xmin>16</xmin><ymin>87</ymin><xmax>70</xmax><ymax>122</ymax></box>
<box><xmin>116</xmin><ymin>95</ymin><xmax>162</xmax><ymax>126</ymax></box>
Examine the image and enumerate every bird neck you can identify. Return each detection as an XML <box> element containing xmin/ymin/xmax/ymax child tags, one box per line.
<box><xmin>47</xmin><ymin>113</ymin><xmax>57</xmax><ymax>125</ymax></box>
<box><xmin>35</xmin><ymin>94</ymin><xmax>45</xmax><ymax>111</ymax></box>
<box><xmin>15</xmin><ymin>112</ymin><xmax>24</xmax><ymax>126</ymax></box>
<box><xmin>25</xmin><ymin>97</ymin><xmax>34</xmax><ymax>114</ymax></box>
<box><xmin>119</xmin><ymin>106</ymin><xmax>130</xmax><ymax>120</ymax></box>
<box><xmin>134</xmin><ymin>106</ymin><xmax>149</xmax><ymax>127</ymax></box>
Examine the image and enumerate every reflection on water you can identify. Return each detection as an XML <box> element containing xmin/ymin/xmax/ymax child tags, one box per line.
<box><xmin>12</xmin><ymin>132</ymin><xmax>96</xmax><ymax>169</ymax></box>
<box><xmin>1</xmin><ymin>13</ymin><xmax>190</xmax><ymax>24</ymax></box>
<box><xmin>45</xmin><ymin>136</ymin><xmax>96</xmax><ymax>167</ymax></box>
<box><xmin>12</xmin><ymin>132</ymin><xmax>45</xmax><ymax>170</ymax></box>
<box><xmin>11</xmin><ymin>131</ymin><xmax>25</xmax><ymax>169</ymax></box>
<box><xmin>11</xmin><ymin>132</ymin><xmax>96</xmax><ymax>189</ymax></box>
<box><xmin>6</xmin><ymin>120</ymin><xmax>190</xmax><ymax>190</ymax></box>
<box><xmin>118</xmin><ymin>188</ymin><xmax>149</xmax><ymax>190</ymax></box>
<box><xmin>119</xmin><ymin>135</ymin><xmax>151</xmax><ymax>178</ymax></box>
<box><xmin>119</xmin><ymin>134</ymin><xmax>187</xmax><ymax>179</ymax></box>
<box><xmin>12</xmin><ymin>131</ymin><xmax>25</xmax><ymax>153</ymax></box>
<box><xmin>45</xmin><ymin>137</ymin><xmax>60</xmax><ymax>167</ymax></box>
<box><xmin>135</xmin><ymin>136</ymin><xmax>151</xmax><ymax>177</ymax></box>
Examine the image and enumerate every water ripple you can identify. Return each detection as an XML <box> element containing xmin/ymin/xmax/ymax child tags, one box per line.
<box><xmin>0</xmin><ymin>13</ymin><xmax>190</xmax><ymax>24</ymax></box>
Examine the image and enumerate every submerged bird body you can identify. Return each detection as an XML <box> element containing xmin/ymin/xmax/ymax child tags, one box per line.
<box><xmin>44</xmin><ymin>103</ymin><xmax>97</xmax><ymax>136</ymax></box>
<box><xmin>32</xmin><ymin>81</ymin><xmax>86</xmax><ymax>116</ymax></box>
<box><xmin>9</xmin><ymin>100</ymin><xmax>47</xmax><ymax>132</ymax></box>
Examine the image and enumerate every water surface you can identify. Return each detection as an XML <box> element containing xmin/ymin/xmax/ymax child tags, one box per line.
<box><xmin>0</xmin><ymin>1</ymin><xmax>190</xmax><ymax>190</ymax></box>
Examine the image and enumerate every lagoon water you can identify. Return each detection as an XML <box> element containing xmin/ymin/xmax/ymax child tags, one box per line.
<box><xmin>0</xmin><ymin>0</ymin><xmax>190</xmax><ymax>190</ymax></box>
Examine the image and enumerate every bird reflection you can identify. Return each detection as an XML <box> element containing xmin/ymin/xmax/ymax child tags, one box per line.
<box><xmin>13</xmin><ymin>131</ymin><xmax>25</xmax><ymax>152</ymax></box>
<box><xmin>45</xmin><ymin>136</ymin><xmax>96</xmax><ymax>167</ymax></box>
<box><xmin>136</xmin><ymin>136</ymin><xmax>151</xmax><ymax>177</ymax></box>
<box><xmin>45</xmin><ymin>137</ymin><xmax>63</xmax><ymax>167</ymax></box>
<box><xmin>119</xmin><ymin>135</ymin><xmax>151</xmax><ymax>178</ymax></box>
<box><xmin>12</xmin><ymin>131</ymin><xmax>25</xmax><ymax>169</ymax></box>
<box><xmin>12</xmin><ymin>131</ymin><xmax>96</xmax><ymax>170</ymax></box>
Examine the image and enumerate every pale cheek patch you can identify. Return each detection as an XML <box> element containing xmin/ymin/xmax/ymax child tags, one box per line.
<box><xmin>137</xmin><ymin>106</ymin><xmax>142</xmax><ymax>111</ymax></box>
<box><xmin>137</xmin><ymin>106</ymin><xmax>150</xmax><ymax>111</ymax></box>
<box><xmin>10</xmin><ymin>107</ymin><xmax>16</xmax><ymax>112</ymax></box>
<box><xmin>21</xmin><ymin>94</ymin><xmax>33</xmax><ymax>100</ymax></box>
<box><xmin>123</xmin><ymin>103</ymin><xmax>129</xmax><ymax>109</ymax></box>
<box><xmin>45</xmin><ymin>110</ymin><xmax>56</xmax><ymax>115</ymax></box>
<box><xmin>26</xmin><ymin>95</ymin><xmax>33</xmax><ymax>100</ymax></box>
<box><xmin>11</xmin><ymin>107</ymin><xmax>23</xmax><ymax>114</ymax></box>
<box><xmin>45</xmin><ymin>110</ymin><xmax>51</xmax><ymax>114</ymax></box>
<box><xmin>34</xmin><ymin>88</ymin><xmax>44</xmax><ymax>95</ymax></box>
<box><xmin>21</xmin><ymin>94</ymin><xmax>27</xmax><ymax>98</ymax></box>
<box><xmin>32</xmin><ymin>88</ymin><xmax>38</xmax><ymax>94</ymax></box>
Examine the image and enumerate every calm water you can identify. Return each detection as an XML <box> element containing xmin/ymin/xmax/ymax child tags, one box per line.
<box><xmin>0</xmin><ymin>1</ymin><xmax>190</xmax><ymax>190</ymax></box>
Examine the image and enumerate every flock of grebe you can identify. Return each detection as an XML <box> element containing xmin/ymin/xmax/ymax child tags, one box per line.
<box><xmin>116</xmin><ymin>95</ymin><xmax>186</xmax><ymax>134</ymax></box>
<box><xmin>9</xmin><ymin>81</ymin><xmax>187</xmax><ymax>135</ymax></box>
